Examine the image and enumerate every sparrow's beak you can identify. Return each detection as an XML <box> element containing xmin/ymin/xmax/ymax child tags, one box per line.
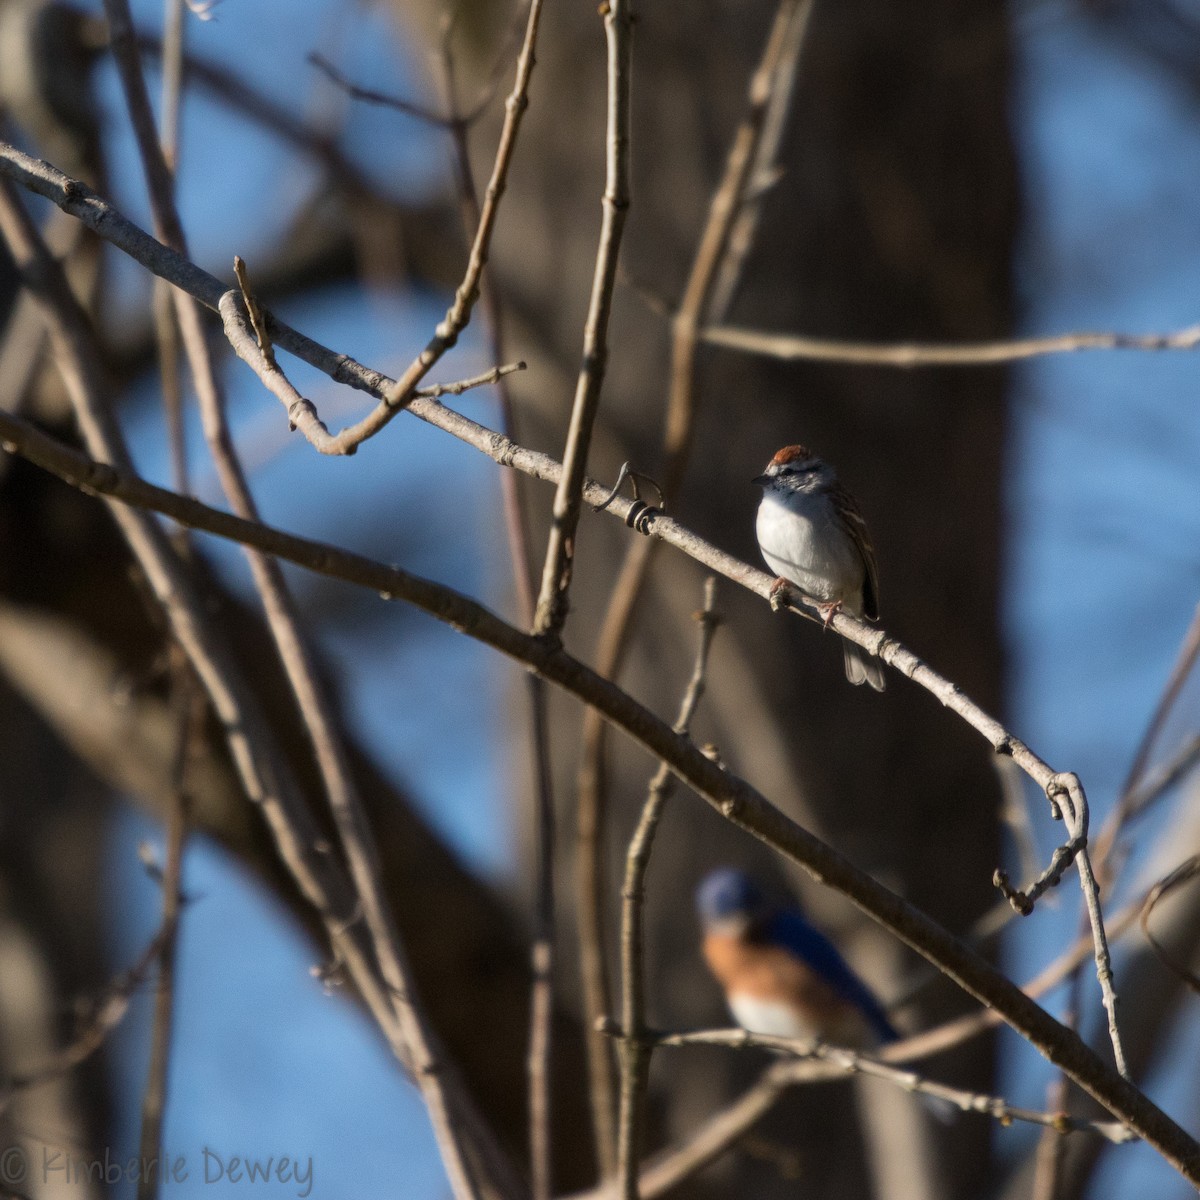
<box><xmin>751</xmin><ymin>474</ymin><xmax>770</xmax><ymax>487</ymax></box>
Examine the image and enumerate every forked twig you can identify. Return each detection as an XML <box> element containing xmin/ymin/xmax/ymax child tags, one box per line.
<box><xmin>994</xmin><ymin>773</ymin><xmax>1129</xmax><ymax>1078</ymax></box>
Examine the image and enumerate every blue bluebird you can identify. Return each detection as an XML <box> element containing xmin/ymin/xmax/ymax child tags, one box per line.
<box><xmin>696</xmin><ymin>868</ymin><xmax>898</xmax><ymax>1047</ymax></box>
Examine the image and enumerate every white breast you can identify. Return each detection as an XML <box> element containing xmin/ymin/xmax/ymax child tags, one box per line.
<box><xmin>755</xmin><ymin>490</ymin><xmax>863</xmax><ymax>609</ymax></box>
<box><xmin>728</xmin><ymin>994</ymin><xmax>816</xmax><ymax>1039</ymax></box>
<box><xmin>730</xmin><ymin>993</ymin><xmax>879</xmax><ymax>1048</ymax></box>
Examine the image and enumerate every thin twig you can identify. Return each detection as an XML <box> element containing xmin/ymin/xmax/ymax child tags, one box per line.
<box><xmin>309</xmin><ymin>11</ymin><xmax>514</xmax><ymax>131</ymax></box>
<box><xmin>1</xmin><ymin>923</ymin><xmax>174</xmax><ymax>1101</ymax></box>
<box><xmin>996</xmin><ymin>756</ymin><xmax>1043</xmax><ymax>897</ymax></box>
<box><xmin>1094</xmin><ymin>601</ymin><xmax>1200</xmax><ymax>873</ymax></box>
<box><xmin>134</xmin><ymin>34</ymin><xmax>378</xmax><ymax>198</ymax></box>
<box><xmin>705</xmin><ymin>3</ymin><xmax>811</xmax><ymax>319</ymax></box>
<box><xmin>232</xmin><ymin>256</ymin><xmax>276</xmax><ymax>367</ymax></box>
<box><xmin>995</xmin><ymin>774</ymin><xmax>1128</xmax><ymax>1076</ymax></box>
<box><xmin>530</xmin><ymin>0</ymin><xmax>634</xmax><ymax>639</ymax></box>
<box><xmin>219</xmin><ymin>287</ymin><xmax>521</xmax><ymax>451</ymax></box>
<box><xmin>428</xmin><ymin>24</ymin><xmax>558</xmax><ymax>1195</ymax></box>
<box><xmin>1033</xmin><ymin>877</ymin><xmax>1090</xmax><ymax>1200</ymax></box>
<box><xmin>702</xmin><ymin>320</ymin><xmax>1200</xmax><ymax>366</ymax></box>
<box><xmin>3</xmin><ymin>410</ymin><xmax>1198</xmax><ymax>1184</ymax></box>
<box><xmin>1120</xmin><ymin>733</ymin><xmax>1200</xmax><ymax>830</ymax></box>
<box><xmin>1140</xmin><ymin>857</ymin><xmax>1200</xmax><ymax>995</ymax></box>
<box><xmin>432</xmin><ymin>16</ymin><xmax>533</xmax><ymax>616</ymax></box>
<box><xmin>575</xmin><ymin>4</ymin><xmax>811</xmax><ymax>1162</ymax></box>
<box><xmin>136</xmin><ymin>661</ymin><xmax>198</xmax><ymax>1200</ymax></box>
<box><xmin>654</xmin><ymin>1029</ymin><xmax>1137</xmax><ymax>1144</ymax></box>
<box><xmin>1031</xmin><ymin>1075</ymin><xmax>1072</xmax><ymax>1200</ymax></box>
<box><xmin>151</xmin><ymin>0</ymin><xmax>189</xmax><ymax>500</ymax></box>
<box><xmin>334</xmin><ymin>0</ymin><xmax>546</xmax><ymax>450</ymax></box>
<box><xmin>158</xmin><ymin>0</ymin><xmax>186</xmax><ymax>171</ymax></box>
<box><xmin>308</xmin><ymin>52</ymin><xmax>451</xmax><ymax>127</ymax></box>
<box><xmin>1054</xmin><ymin>777</ymin><xmax>1128</xmax><ymax>1079</ymax></box>
<box><xmin>616</xmin><ymin>581</ymin><xmax>721</xmax><ymax>1199</ymax></box>
<box><xmin>217</xmin><ymin>290</ymin><xmax>334</xmax><ymax>445</ymax></box>
<box><xmin>994</xmin><ymin>832</ymin><xmax>1086</xmax><ymax>916</ymax></box>
<box><xmin>139</xmin><ymin>23</ymin><xmax>190</xmax><ymax>1188</ymax></box>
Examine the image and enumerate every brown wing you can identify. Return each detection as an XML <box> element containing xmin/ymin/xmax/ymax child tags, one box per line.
<box><xmin>831</xmin><ymin>483</ymin><xmax>880</xmax><ymax>620</ymax></box>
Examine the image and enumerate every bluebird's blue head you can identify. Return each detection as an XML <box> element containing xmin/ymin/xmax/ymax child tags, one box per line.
<box><xmin>696</xmin><ymin>868</ymin><xmax>769</xmax><ymax>934</ymax></box>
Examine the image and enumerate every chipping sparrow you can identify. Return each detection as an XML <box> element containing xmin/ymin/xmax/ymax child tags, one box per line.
<box><xmin>753</xmin><ymin>444</ymin><xmax>886</xmax><ymax>691</ymax></box>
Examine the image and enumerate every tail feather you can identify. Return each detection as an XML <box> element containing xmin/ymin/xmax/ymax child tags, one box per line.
<box><xmin>844</xmin><ymin>642</ymin><xmax>886</xmax><ymax>691</ymax></box>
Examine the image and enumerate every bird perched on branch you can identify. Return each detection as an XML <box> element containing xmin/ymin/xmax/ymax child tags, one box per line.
<box><xmin>753</xmin><ymin>443</ymin><xmax>886</xmax><ymax>691</ymax></box>
<box><xmin>696</xmin><ymin>867</ymin><xmax>897</xmax><ymax>1047</ymax></box>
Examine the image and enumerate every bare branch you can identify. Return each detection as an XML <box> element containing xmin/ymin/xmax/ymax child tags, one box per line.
<box><xmin>135</xmin><ymin>34</ymin><xmax>378</xmax><ymax>198</ymax></box>
<box><xmin>530</xmin><ymin>0</ymin><xmax>634</xmax><ymax>639</ymax></box>
<box><xmin>995</xmin><ymin>773</ymin><xmax>1127</xmax><ymax>1077</ymax></box>
<box><xmin>137</xmin><ymin>663</ymin><xmax>198</xmax><ymax>1200</ymax></box>
<box><xmin>429</xmin><ymin>22</ymin><xmax>559</xmax><ymax>1193</ymax></box>
<box><xmin>616</xmin><ymin>581</ymin><xmax>720</xmax><ymax>1199</ymax></box>
<box><xmin>335</xmin><ymin>0</ymin><xmax>547</xmax><ymax>450</ymax></box>
<box><xmin>702</xmin><ymin>321</ymin><xmax>1200</xmax><ymax>366</ymax></box>
<box><xmin>140</xmin><ymin>42</ymin><xmax>191</xmax><ymax>1193</ymax></box>
<box><xmin>1095</xmin><ymin>601</ymin><xmax>1200</xmax><ymax>869</ymax></box>
<box><xmin>220</xmin><ymin>285</ymin><xmax>520</xmax><ymax>451</ymax></box>
<box><xmin>655</xmin><ymin>1029</ymin><xmax>1137</xmax><ymax>1144</ymax></box>
<box><xmin>1140</xmin><ymin>857</ymin><xmax>1200</xmax><ymax>995</ymax></box>
<box><xmin>308</xmin><ymin>52</ymin><xmax>451</xmax><ymax>127</ymax></box>
<box><xmin>151</xmin><ymin>0</ymin><xmax>188</xmax><ymax>500</ymax></box>
<box><xmin>2</xmin><ymin>923</ymin><xmax>173</xmax><ymax>1099</ymax></box>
